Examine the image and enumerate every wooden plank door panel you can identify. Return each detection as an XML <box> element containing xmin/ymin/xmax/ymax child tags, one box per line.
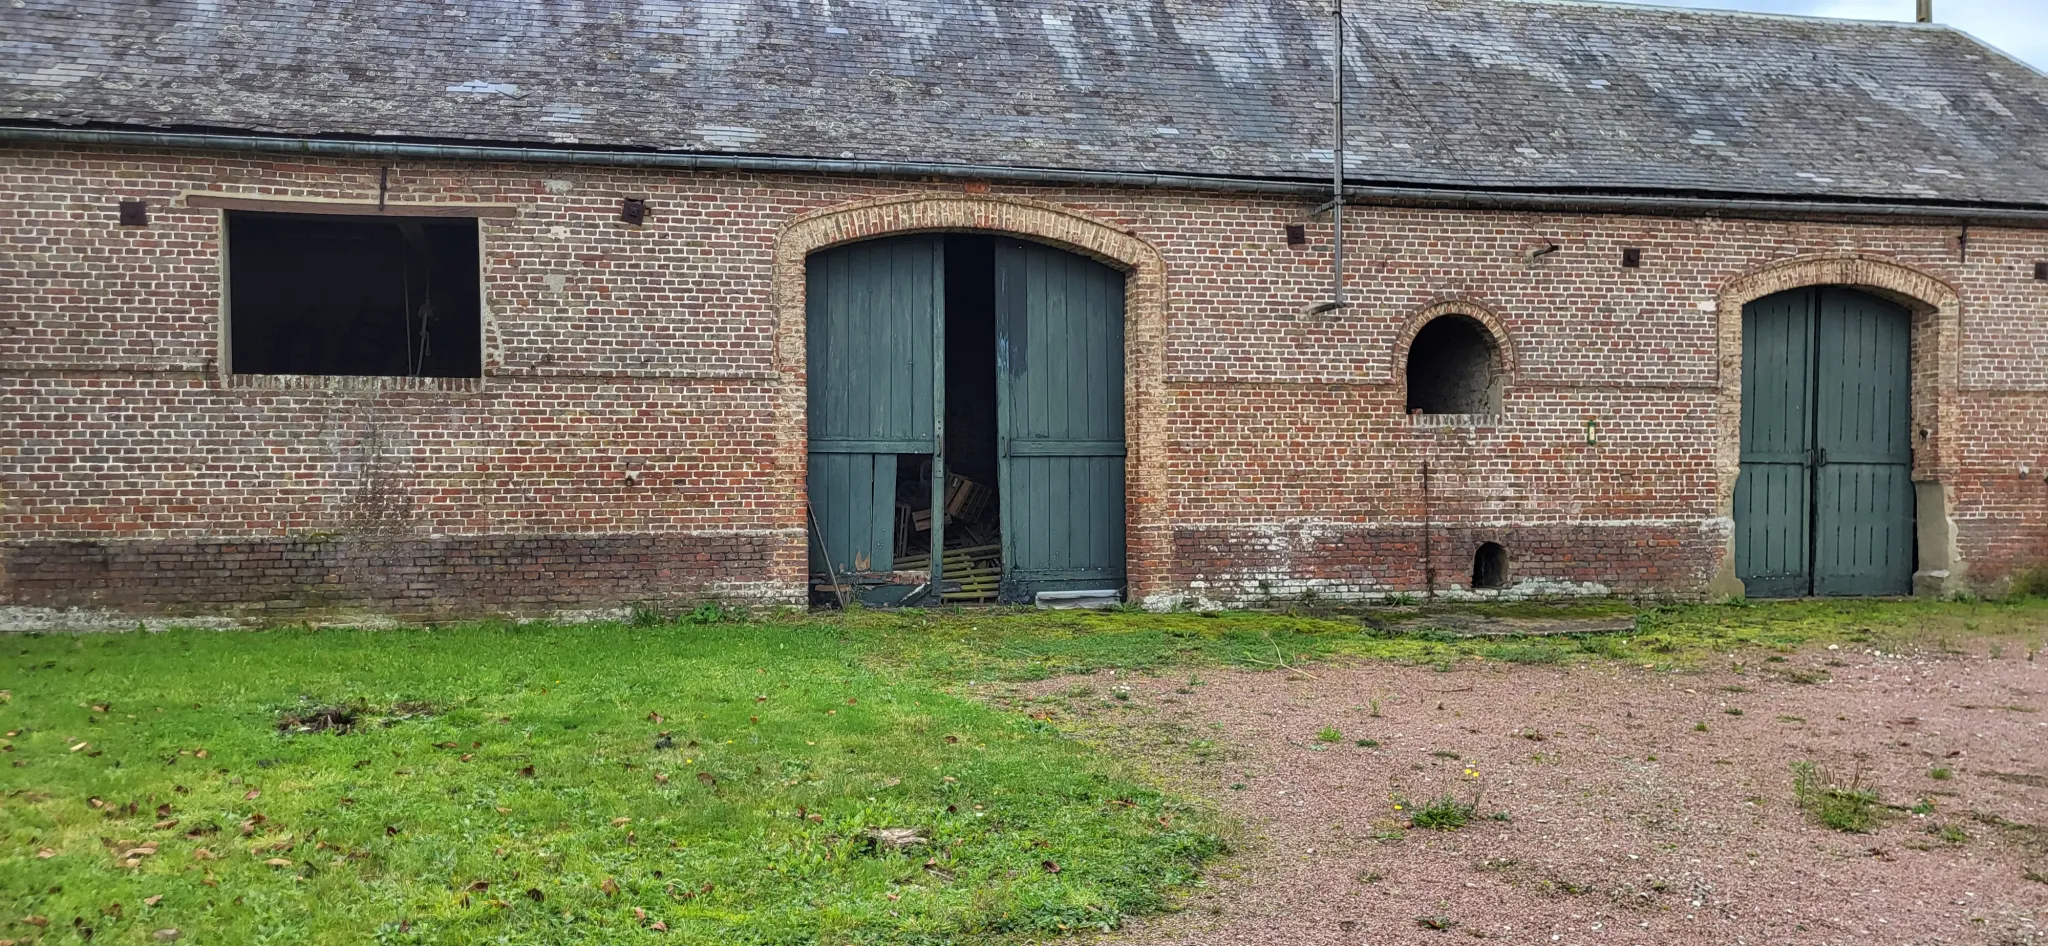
<box><xmin>1735</xmin><ymin>289</ymin><xmax>1816</xmax><ymax>597</ymax></box>
<box><xmin>804</xmin><ymin>236</ymin><xmax>943</xmax><ymax>580</ymax></box>
<box><xmin>1813</xmin><ymin>288</ymin><xmax>1914</xmax><ymax>596</ymax></box>
<box><xmin>995</xmin><ymin>240</ymin><xmax>1127</xmax><ymax>601</ymax></box>
<box><xmin>805</xmin><ymin>452</ymin><xmax>898</xmax><ymax>577</ymax></box>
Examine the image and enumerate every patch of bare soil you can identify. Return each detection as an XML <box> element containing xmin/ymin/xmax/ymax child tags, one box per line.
<box><xmin>1013</xmin><ymin>646</ymin><xmax>2048</xmax><ymax>945</ymax></box>
<box><xmin>276</xmin><ymin>699</ymin><xmax>437</xmax><ymax>734</ymax></box>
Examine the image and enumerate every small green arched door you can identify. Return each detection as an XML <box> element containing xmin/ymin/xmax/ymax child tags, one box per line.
<box><xmin>1735</xmin><ymin>287</ymin><xmax>1914</xmax><ymax>597</ymax></box>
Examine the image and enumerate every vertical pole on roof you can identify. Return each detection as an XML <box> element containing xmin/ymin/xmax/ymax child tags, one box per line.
<box><xmin>1330</xmin><ymin>0</ymin><xmax>1346</xmax><ymax>311</ymax></box>
<box><xmin>1915</xmin><ymin>0</ymin><xmax>1932</xmax><ymax>23</ymax></box>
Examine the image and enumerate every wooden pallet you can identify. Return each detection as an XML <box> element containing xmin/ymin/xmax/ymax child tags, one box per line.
<box><xmin>895</xmin><ymin>544</ymin><xmax>1002</xmax><ymax>602</ymax></box>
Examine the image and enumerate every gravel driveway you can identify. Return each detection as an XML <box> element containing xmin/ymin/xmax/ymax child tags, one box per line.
<box><xmin>1007</xmin><ymin>644</ymin><xmax>2048</xmax><ymax>945</ymax></box>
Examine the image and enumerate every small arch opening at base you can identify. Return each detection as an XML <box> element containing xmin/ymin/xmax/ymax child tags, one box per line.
<box><xmin>1473</xmin><ymin>542</ymin><xmax>1508</xmax><ymax>590</ymax></box>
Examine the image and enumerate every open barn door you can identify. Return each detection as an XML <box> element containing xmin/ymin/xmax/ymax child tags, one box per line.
<box><xmin>805</xmin><ymin>237</ymin><xmax>943</xmax><ymax>598</ymax></box>
<box><xmin>994</xmin><ymin>239</ymin><xmax>1127</xmax><ymax>603</ymax></box>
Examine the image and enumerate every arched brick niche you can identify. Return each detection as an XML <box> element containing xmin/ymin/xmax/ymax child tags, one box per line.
<box><xmin>1709</xmin><ymin>252</ymin><xmax>1964</xmax><ymax>597</ymax></box>
<box><xmin>1391</xmin><ymin>299</ymin><xmax>1519</xmax><ymax>419</ymax></box>
<box><xmin>770</xmin><ymin>193</ymin><xmax>1172</xmax><ymax>603</ymax></box>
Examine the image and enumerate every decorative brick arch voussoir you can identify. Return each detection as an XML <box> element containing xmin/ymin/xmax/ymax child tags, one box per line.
<box><xmin>1709</xmin><ymin>251</ymin><xmax>1963</xmax><ymax>597</ymax></box>
<box><xmin>1390</xmin><ymin>298</ymin><xmax>1521</xmax><ymax>378</ymax></box>
<box><xmin>768</xmin><ymin>192</ymin><xmax>1173</xmax><ymax>603</ymax></box>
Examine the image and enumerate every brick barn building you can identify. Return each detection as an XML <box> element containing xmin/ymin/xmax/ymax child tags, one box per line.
<box><xmin>4</xmin><ymin>0</ymin><xmax>2047</xmax><ymax>621</ymax></box>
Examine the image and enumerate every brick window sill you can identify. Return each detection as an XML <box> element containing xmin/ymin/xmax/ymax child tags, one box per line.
<box><xmin>1407</xmin><ymin>412</ymin><xmax>1500</xmax><ymax>429</ymax></box>
<box><xmin>223</xmin><ymin>374</ymin><xmax>485</xmax><ymax>394</ymax></box>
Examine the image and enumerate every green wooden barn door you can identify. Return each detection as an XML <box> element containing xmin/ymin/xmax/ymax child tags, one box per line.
<box><xmin>1812</xmin><ymin>289</ymin><xmax>1914</xmax><ymax>596</ymax></box>
<box><xmin>994</xmin><ymin>240</ymin><xmax>1126</xmax><ymax>602</ymax></box>
<box><xmin>805</xmin><ymin>236</ymin><xmax>943</xmax><ymax>583</ymax></box>
<box><xmin>1736</xmin><ymin>287</ymin><xmax>1913</xmax><ymax>597</ymax></box>
<box><xmin>1735</xmin><ymin>289</ymin><xmax>1817</xmax><ymax>597</ymax></box>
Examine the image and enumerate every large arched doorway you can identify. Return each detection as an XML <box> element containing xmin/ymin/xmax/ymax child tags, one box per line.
<box><xmin>1735</xmin><ymin>286</ymin><xmax>1914</xmax><ymax>596</ymax></box>
<box><xmin>805</xmin><ymin>233</ymin><xmax>1127</xmax><ymax>605</ymax></box>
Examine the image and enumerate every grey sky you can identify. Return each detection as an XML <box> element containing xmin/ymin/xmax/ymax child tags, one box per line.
<box><xmin>1606</xmin><ymin>0</ymin><xmax>2047</xmax><ymax>71</ymax></box>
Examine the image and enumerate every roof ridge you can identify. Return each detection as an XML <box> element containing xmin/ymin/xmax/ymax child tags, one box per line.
<box><xmin>1501</xmin><ymin>0</ymin><xmax>1949</xmax><ymax>31</ymax></box>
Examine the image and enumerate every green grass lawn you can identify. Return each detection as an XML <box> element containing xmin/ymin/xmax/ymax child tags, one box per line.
<box><xmin>0</xmin><ymin>623</ymin><xmax>1217</xmax><ymax>945</ymax></box>
<box><xmin>4</xmin><ymin>595</ymin><xmax>2044</xmax><ymax>945</ymax></box>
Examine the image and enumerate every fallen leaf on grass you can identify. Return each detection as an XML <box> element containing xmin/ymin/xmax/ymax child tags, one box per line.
<box><xmin>611</xmin><ymin>817</ymin><xmax>631</xmax><ymax>826</ymax></box>
<box><xmin>152</xmin><ymin>819</ymin><xmax>177</xmax><ymax>830</ymax></box>
<box><xmin>23</xmin><ymin>916</ymin><xmax>49</xmax><ymax>927</ymax></box>
<box><xmin>648</xmin><ymin>712</ymin><xmax>665</xmax><ymax>724</ymax></box>
<box><xmin>518</xmin><ymin>765</ymin><xmax>535</xmax><ymax>778</ymax></box>
<box><xmin>654</xmin><ymin>773</ymin><xmax>670</xmax><ymax>785</ymax></box>
<box><xmin>1041</xmin><ymin>860</ymin><xmax>1060</xmax><ymax>873</ymax></box>
<box><xmin>650</xmin><ymin>921</ymin><xmax>667</xmax><ymax>932</ymax></box>
<box><xmin>459</xmin><ymin>754</ymin><xmax>473</xmax><ymax>762</ymax></box>
<box><xmin>36</xmin><ymin>848</ymin><xmax>56</xmax><ymax>859</ymax></box>
<box><xmin>243</xmin><ymin>790</ymin><xmax>260</xmax><ymax>801</ymax></box>
<box><xmin>143</xmin><ymin>895</ymin><xmax>163</xmax><ymax>907</ymax></box>
<box><xmin>599</xmin><ymin>876</ymin><xmax>619</xmax><ymax>897</ymax></box>
<box><xmin>192</xmin><ymin>749</ymin><xmax>208</xmax><ymax>759</ymax></box>
<box><xmin>264</xmin><ymin>858</ymin><xmax>292</xmax><ymax>868</ymax></box>
<box><xmin>696</xmin><ymin>772</ymin><xmax>716</xmax><ymax>786</ymax></box>
<box><xmin>435</xmin><ymin>742</ymin><xmax>458</xmax><ymax>749</ymax></box>
<box><xmin>92</xmin><ymin>703</ymin><xmax>110</xmax><ymax>713</ymax></box>
<box><xmin>191</xmin><ymin>848</ymin><xmax>216</xmax><ymax>861</ymax></box>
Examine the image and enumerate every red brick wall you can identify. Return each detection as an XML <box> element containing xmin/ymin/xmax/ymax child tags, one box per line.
<box><xmin>3</xmin><ymin>145</ymin><xmax>2045</xmax><ymax>617</ymax></box>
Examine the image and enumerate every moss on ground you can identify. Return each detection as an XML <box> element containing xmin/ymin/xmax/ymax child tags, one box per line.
<box><xmin>838</xmin><ymin>596</ymin><xmax>2048</xmax><ymax>682</ymax></box>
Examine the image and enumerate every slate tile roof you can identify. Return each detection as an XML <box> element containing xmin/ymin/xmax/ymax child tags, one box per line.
<box><xmin>4</xmin><ymin>0</ymin><xmax>2046</xmax><ymax>206</ymax></box>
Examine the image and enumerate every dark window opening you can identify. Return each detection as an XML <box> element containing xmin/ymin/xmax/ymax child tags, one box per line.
<box><xmin>1405</xmin><ymin>315</ymin><xmax>1500</xmax><ymax>414</ymax></box>
<box><xmin>1473</xmin><ymin>542</ymin><xmax>1508</xmax><ymax>589</ymax></box>
<box><xmin>227</xmin><ymin>211</ymin><xmax>482</xmax><ymax>377</ymax></box>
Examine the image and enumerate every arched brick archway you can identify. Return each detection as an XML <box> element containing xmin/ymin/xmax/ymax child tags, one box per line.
<box><xmin>1390</xmin><ymin>299</ymin><xmax>1519</xmax><ymax>415</ymax></box>
<box><xmin>1709</xmin><ymin>252</ymin><xmax>1964</xmax><ymax>597</ymax></box>
<box><xmin>1391</xmin><ymin>298</ymin><xmax>1521</xmax><ymax>377</ymax></box>
<box><xmin>770</xmin><ymin>193</ymin><xmax>1172</xmax><ymax>603</ymax></box>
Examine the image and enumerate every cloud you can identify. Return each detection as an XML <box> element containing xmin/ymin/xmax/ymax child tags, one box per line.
<box><xmin>1625</xmin><ymin>0</ymin><xmax>2047</xmax><ymax>71</ymax></box>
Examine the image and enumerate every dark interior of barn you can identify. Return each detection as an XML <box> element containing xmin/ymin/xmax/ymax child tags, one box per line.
<box><xmin>886</xmin><ymin>235</ymin><xmax>1004</xmax><ymax>601</ymax></box>
<box><xmin>227</xmin><ymin>211</ymin><xmax>481</xmax><ymax>378</ymax></box>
